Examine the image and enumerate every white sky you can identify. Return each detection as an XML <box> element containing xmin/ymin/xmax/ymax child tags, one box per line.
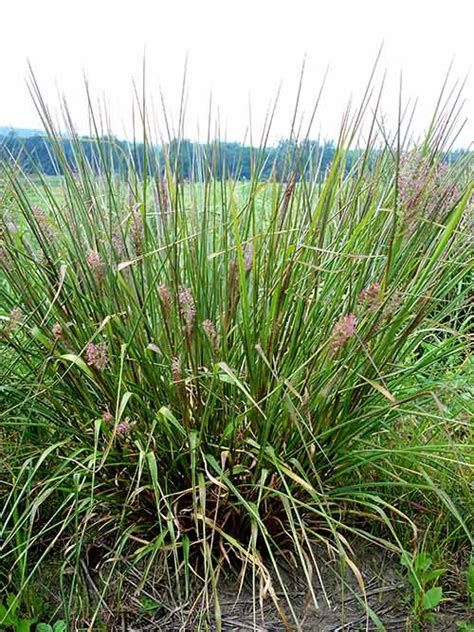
<box><xmin>1</xmin><ymin>0</ymin><xmax>473</xmax><ymax>147</ymax></box>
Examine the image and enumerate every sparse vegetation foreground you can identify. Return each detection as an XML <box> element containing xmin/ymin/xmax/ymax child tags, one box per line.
<box><xmin>1</xmin><ymin>67</ymin><xmax>473</xmax><ymax>630</ymax></box>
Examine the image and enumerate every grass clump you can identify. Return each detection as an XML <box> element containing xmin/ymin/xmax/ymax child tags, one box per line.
<box><xmin>0</xmin><ymin>69</ymin><xmax>473</xmax><ymax>629</ymax></box>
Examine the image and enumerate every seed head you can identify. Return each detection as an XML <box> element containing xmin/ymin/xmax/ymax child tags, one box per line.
<box><xmin>86</xmin><ymin>250</ymin><xmax>104</xmax><ymax>281</ymax></box>
<box><xmin>243</xmin><ymin>242</ymin><xmax>253</xmax><ymax>272</ymax></box>
<box><xmin>202</xmin><ymin>319</ymin><xmax>219</xmax><ymax>351</ymax></box>
<box><xmin>359</xmin><ymin>283</ymin><xmax>382</xmax><ymax>311</ymax></box>
<box><xmin>112</xmin><ymin>232</ymin><xmax>125</xmax><ymax>256</ymax></box>
<box><xmin>2</xmin><ymin>307</ymin><xmax>24</xmax><ymax>336</ymax></box>
<box><xmin>116</xmin><ymin>418</ymin><xmax>132</xmax><ymax>436</ymax></box>
<box><xmin>10</xmin><ymin>307</ymin><xmax>24</xmax><ymax>324</ymax></box>
<box><xmin>160</xmin><ymin>177</ymin><xmax>169</xmax><ymax>212</ymax></box>
<box><xmin>157</xmin><ymin>284</ymin><xmax>173</xmax><ymax>319</ymax></box>
<box><xmin>178</xmin><ymin>286</ymin><xmax>196</xmax><ymax>334</ymax></box>
<box><xmin>398</xmin><ymin>152</ymin><xmax>460</xmax><ymax>233</ymax></box>
<box><xmin>383</xmin><ymin>292</ymin><xmax>402</xmax><ymax>321</ymax></box>
<box><xmin>0</xmin><ymin>246</ymin><xmax>12</xmax><ymax>273</ymax></box>
<box><xmin>102</xmin><ymin>409</ymin><xmax>113</xmax><ymax>423</ymax></box>
<box><xmin>33</xmin><ymin>206</ymin><xmax>55</xmax><ymax>239</ymax></box>
<box><xmin>52</xmin><ymin>322</ymin><xmax>63</xmax><ymax>340</ymax></box>
<box><xmin>131</xmin><ymin>208</ymin><xmax>143</xmax><ymax>248</ymax></box>
<box><xmin>171</xmin><ymin>356</ymin><xmax>182</xmax><ymax>383</ymax></box>
<box><xmin>85</xmin><ymin>342</ymin><xmax>109</xmax><ymax>370</ymax></box>
<box><xmin>330</xmin><ymin>313</ymin><xmax>357</xmax><ymax>354</ymax></box>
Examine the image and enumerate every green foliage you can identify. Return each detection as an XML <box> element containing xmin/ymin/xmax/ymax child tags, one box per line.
<box><xmin>36</xmin><ymin>622</ymin><xmax>66</xmax><ymax>632</ymax></box>
<box><xmin>0</xmin><ymin>594</ymin><xmax>35</xmax><ymax>632</ymax></box>
<box><xmin>401</xmin><ymin>550</ymin><xmax>446</xmax><ymax>626</ymax></box>
<box><xmin>0</xmin><ymin>67</ymin><xmax>473</xmax><ymax>629</ymax></box>
<box><xmin>467</xmin><ymin>556</ymin><xmax>474</xmax><ymax>602</ymax></box>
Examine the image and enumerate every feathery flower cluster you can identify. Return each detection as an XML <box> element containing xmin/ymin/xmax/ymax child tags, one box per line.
<box><xmin>157</xmin><ymin>284</ymin><xmax>173</xmax><ymax>320</ymax></box>
<box><xmin>33</xmin><ymin>206</ymin><xmax>55</xmax><ymax>239</ymax></box>
<box><xmin>85</xmin><ymin>342</ymin><xmax>109</xmax><ymax>370</ymax></box>
<box><xmin>359</xmin><ymin>282</ymin><xmax>382</xmax><ymax>311</ymax></box>
<box><xmin>131</xmin><ymin>209</ymin><xmax>143</xmax><ymax>247</ymax></box>
<box><xmin>383</xmin><ymin>292</ymin><xmax>403</xmax><ymax>321</ymax></box>
<box><xmin>0</xmin><ymin>247</ymin><xmax>9</xmax><ymax>271</ymax></box>
<box><xmin>102</xmin><ymin>409</ymin><xmax>113</xmax><ymax>423</ymax></box>
<box><xmin>160</xmin><ymin>177</ymin><xmax>169</xmax><ymax>213</ymax></box>
<box><xmin>243</xmin><ymin>242</ymin><xmax>254</xmax><ymax>272</ymax></box>
<box><xmin>178</xmin><ymin>286</ymin><xmax>196</xmax><ymax>335</ymax></box>
<box><xmin>398</xmin><ymin>153</ymin><xmax>460</xmax><ymax>233</ymax></box>
<box><xmin>171</xmin><ymin>356</ymin><xmax>182</xmax><ymax>383</ymax></box>
<box><xmin>116</xmin><ymin>418</ymin><xmax>132</xmax><ymax>436</ymax></box>
<box><xmin>330</xmin><ymin>313</ymin><xmax>357</xmax><ymax>354</ymax></box>
<box><xmin>202</xmin><ymin>319</ymin><xmax>219</xmax><ymax>350</ymax></box>
<box><xmin>3</xmin><ymin>307</ymin><xmax>24</xmax><ymax>336</ymax></box>
<box><xmin>10</xmin><ymin>307</ymin><xmax>24</xmax><ymax>324</ymax></box>
<box><xmin>52</xmin><ymin>322</ymin><xmax>63</xmax><ymax>340</ymax></box>
<box><xmin>112</xmin><ymin>232</ymin><xmax>125</xmax><ymax>257</ymax></box>
<box><xmin>86</xmin><ymin>250</ymin><xmax>104</xmax><ymax>281</ymax></box>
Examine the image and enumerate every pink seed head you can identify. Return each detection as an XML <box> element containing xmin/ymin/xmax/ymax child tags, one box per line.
<box><xmin>102</xmin><ymin>409</ymin><xmax>113</xmax><ymax>423</ymax></box>
<box><xmin>86</xmin><ymin>250</ymin><xmax>104</xmax><ymax>280</ymax></box>
<box><xmin>33</xmin><ymin>206</ymin><xmax>55</xmax><ymax>239</ymax></box>
<box><xmin>178</xmin><ymin>286</ymin><xmax>196</xmax><ymax>333</ymax></box>
<box><xmin>85</xmin><ymin>342</ymin><xmax>109</xmax><ymax>370</ymax></box>
<box><xmin>116</xmin><ymin>418</ymin><xmax>132</xmax><ymax>436</ymax></box>
<box><xmin>330</xmin><ymin>313</ymin><xmax>357</xmax><ymax>354</ymax></box>
<box><xmin>202</xmin><ymin>319</ymin><xmax>219</xmax><ymax>350</ymax></box>
<box><xmin>52</xmin><ymin>322</ymin><xmax>63</xmax><ymax>340</ymax></box>
<box><xmin>359</xmin><ymin>283</ymin><xmax>382</xmax><ymax>310</ymax></box>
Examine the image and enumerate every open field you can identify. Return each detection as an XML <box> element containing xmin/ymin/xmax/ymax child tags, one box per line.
<box><xmin>1</xmin><ymin>79</ymin><xmax>474</xmax><ymax>631</ymax></box>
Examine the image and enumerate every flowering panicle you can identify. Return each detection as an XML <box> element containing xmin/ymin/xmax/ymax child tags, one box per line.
<box><xmin>171</xmin><ymin>356</ymin><xmax>182</xmax><ymax>383</ymax></box>
<box><xmin>86</xmin><ymin>250</ymin><xmax>104</xmax><ymax>281</ymax></box>
<box><xmin>359</xmin><ymin>282</ymin><xmax>382</xmax><ymax>311</ymax></box>
<box><xmin>85</xmin><ymin>342</ymin><xmax>109</xmax><ymax>370</ymax></box>
<box><xmin>383</xmin><ymin>292</ymin><xmax>403</xmax><ymax>321</ymax></box>
<box><xmin>112</xmin><ymin>232</ymin><xmax>125</xmax><ymax>257</ymax></box>
<box><xmin>131</xmin><ymin>208</ymin><xmax>143</xmax><ymax>248</ymax></box>
<box><xmin>398</xmin><ymin>152</ymin><xmax>460</xmax><ymax>234</ymax></box>
<box><xmin>33</xmin><ymin>206</ymin><xmax>55</xmax><ymax>240</ymax></box>
<box><xmin>160</xmin><ymin>177</ymin><xmax>169</xmax><ymax>213</ymax></box>
<box><xmin>116</xmin><ymin>418</ymin><xmax>133</xmax><ymax>436</ymax></box>
<box><xmin>157</xmin><ymin>284</ymin><xmax>173</xmax><ymax>321</ymax></box>
<box><xmin>52</xmin><ymin>322</ymin><xmax>63</xmax><ymax>340</ymax></box>
<box><xmin>243</xmin><ymin>242</ymin><xmax>254</xmax><ymax>272</ymax></box>
<box><xmin>102</xmin><ymin>409</ymin><xmax>113</xmax><ymax>423</ymax></box>
<box><xmin>0</xmin><ymin>247</ymin><xmax>11</xmax><ymax>272</ymax></box>
<box><xmin>3</xmin><ymin>307</ymin><xmax>24</xmax><ymax>336</ymax></box>
<box><xmin>280</xmin><ymin>172</ymin><xmax>296</xmax><ymax>220</ymax></box>
<box><xmin>330</xmin><ymin>313</ymin><xmax>357</xmax><ymax>354</ymax></box>
<box><xmin>178</xmin><ymin>286</ymin><xmax>196</xmax><ymax>335</ymax></box>
<box><xmin>202</xmin><ymin>319</ymin><xmax>219</xmax><ymax>351</ymax></box>
<box><xmin>10</xmin><ymin>307</ymin><xmax>24</xmax><ymax>324</ymax></box>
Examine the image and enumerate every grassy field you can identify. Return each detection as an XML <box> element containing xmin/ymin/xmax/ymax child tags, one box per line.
<box><xmin>1</xmin><ymin>76</ymin><xmax>473</xmax><ymax>631</ymax></box>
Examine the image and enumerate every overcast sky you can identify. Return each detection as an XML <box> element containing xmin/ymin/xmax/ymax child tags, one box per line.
<box><xmin>1</xmin><ymin>0</ymin><xmax>473</xmax><ymax>146</ymax></box>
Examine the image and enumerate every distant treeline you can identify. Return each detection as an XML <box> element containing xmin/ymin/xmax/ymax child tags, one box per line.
<box><xmin>0</xmin><ymin>132</ymin><xmax>470</xmax><ymax>181</ymax></box>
